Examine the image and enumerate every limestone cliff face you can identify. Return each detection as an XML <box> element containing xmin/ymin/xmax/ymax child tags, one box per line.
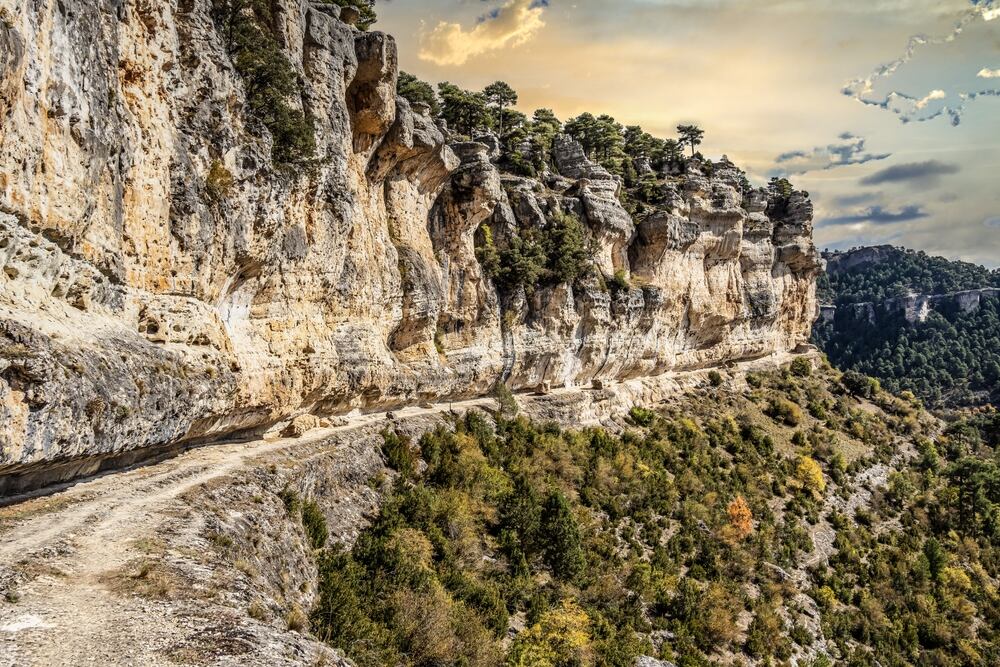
<box><xmin>0</xmin><ymin>0</ymin><xmax>820</xmax><ymax>487</ymax></box>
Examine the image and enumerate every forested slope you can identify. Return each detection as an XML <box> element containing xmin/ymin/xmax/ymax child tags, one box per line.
<box><xmin>297</xmin><ymin>362</ymin><xmax>1000</xmax><ymax>666</ymax></box>
<box><xmin>814</xmin><ymin>247</ymin><xmax>1000</xmax><ymax>408</ymax></box>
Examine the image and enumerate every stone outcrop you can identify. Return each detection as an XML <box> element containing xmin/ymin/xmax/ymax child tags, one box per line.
<box><xmin>822</xmin><ymin>288</ymin><xmax>1000</xmax><ymax>326</ymax></box>
<box><xmin>0</xmin><ymin>0</ymin><xmax>821</xmax><ymax>491</ymax></box>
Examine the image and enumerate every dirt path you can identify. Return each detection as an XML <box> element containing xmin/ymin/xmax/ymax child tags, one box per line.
<box><xmin>0</xmin><ymin>397</ymin><xmax>493</xmax><ymax>667</ymax></box>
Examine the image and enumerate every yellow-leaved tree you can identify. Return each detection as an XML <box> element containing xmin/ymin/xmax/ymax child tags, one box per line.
<box><xmin>796</xmin><ymin>456</ymin><xmax>826</xmax><ymax>494</ymax></box>
<box><xmin>726</xmin><ymin>495</ymin><xmax>754</xmax><ymax>541</ymax></box>
<box><xmin>507</xmin><ymin>600</ymin><xmax>594</xmax><ymax>667</ymax></box>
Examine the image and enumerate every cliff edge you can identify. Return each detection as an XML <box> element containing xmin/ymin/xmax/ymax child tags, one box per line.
<box><xmin>0</xmin><ymin>0</ymin><xmax>820</xmax><ymax>490</ymax></box>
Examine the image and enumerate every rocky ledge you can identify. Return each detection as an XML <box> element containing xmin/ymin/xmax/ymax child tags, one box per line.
<box><xmin>0</xmin><ymin>0</ymin><xmax>820</xmax><ymax>492</ymax></box>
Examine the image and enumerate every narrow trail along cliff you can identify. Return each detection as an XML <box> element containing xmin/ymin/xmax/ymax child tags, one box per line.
<box><xmin>0</xmin><ymin>360</ymin><xmax>788</xmax><ymax>666</ymax></box>
<box><xmin>0</xmin><ymin>396</ymin><xmax>494</xmax><ymax>667</ymax></box>
<box><xmin>1</xmin><ymin>0</ymin><xmax>821</xmax><ymax>663</ymax></box>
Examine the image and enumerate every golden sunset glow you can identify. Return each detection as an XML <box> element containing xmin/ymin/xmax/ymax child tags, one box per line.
<box><xmin>378</xmin><ymin>0</ymin><xmax>1000</xmax><ymax>266</ymax></box>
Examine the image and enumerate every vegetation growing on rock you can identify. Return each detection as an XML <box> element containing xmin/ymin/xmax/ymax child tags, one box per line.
<box><xmin>305</xmin><ymin>363</ymin><xmax>1000</xmax><ymax>665</ymax></box>
<box><xmin>212</xmin><ymin>0</ymin><xmax>316</xmax><ymax>166</ymax></box>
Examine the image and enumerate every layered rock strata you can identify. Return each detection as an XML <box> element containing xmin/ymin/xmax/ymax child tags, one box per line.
<box><xmin>0</xmin><ymin>0</ymin><xmax>820</xmax><ymax>489</ymax></box>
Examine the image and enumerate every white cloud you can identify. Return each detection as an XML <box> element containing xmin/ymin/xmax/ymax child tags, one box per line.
<box><xmin>843</xmin><ymin>1</ymin><xmax>1000</xmax><ymax>125</ymax></box>
<box><xmin>914</xmin><ymin>89</ymin><xmax>946</xmax><ymax>109</ymax></box>
<box><xmin>418</xmin><ymin>0</ymin><xmax>549</xmax><ymax>66</ymax></box>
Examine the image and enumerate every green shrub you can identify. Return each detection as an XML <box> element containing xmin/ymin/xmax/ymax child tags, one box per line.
<box><xmin>381</xmin><ymin>430</ymin><xmax>416</xmax><ymax>475</ymax></box>
<box><xmin>790</xmin><ymin>357</ymin><xmax>813</xmax><ymax>377</ymax></box>
<box><xmin>312</xmin><ymin>548</ymin><xmax>398</xmax><ymax>664</ymax></box>
<box><xmin>768</xmin><ymin>397</ymin><xmax>803</xmax><ymax>426</ymax></box>
<box><xmin>609</xmin><ymin>270</ymin><xmax>630</xmax><ymax>293</ymax></box>
<box><xmin>279</xmin><ymin>487</ymin><xmax>301</xmax><ymax>514</ymax></box>
<box><xmin>301</xmin><ymin>498</ymin><xmax>328</xmax><ymax>550</ymax></box>
<box><xmin>841</xmin><ymin>370</ymin><xmax>880</xmax><ymax>399</ymax></box>
<box><xmin>745</xmin><ymin>605</ymin><xmax>786</xmax><ymax>658</ymax></box>
<box><xmin>494</xmin><ymin>382</ymin><xmax>518</xmax><ymax>418</ymax></box>
<box><xmin>544</xmin><ymin>211</ymin><xmax>591</xmax><ymax>284</ymax></box>
<box><xmin>628</xmin><ymin>406</ymin><xmax>656</xmax><ymax>427</ymax></box>
<box><xmin>708</xmin><ymin>370</ymin><xmax>723</xmax><ymax>387</ymax></box>
<box><xmin>477</xmin><ymin>212</ymin><xmax>593</xmax><ymax>294</ymax></box>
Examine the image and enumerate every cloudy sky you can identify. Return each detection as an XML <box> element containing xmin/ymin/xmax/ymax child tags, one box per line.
<box><xmin>375</xmin><ymin>0</ymin><xmax>1000</xmax><ymax>267</ymax></box>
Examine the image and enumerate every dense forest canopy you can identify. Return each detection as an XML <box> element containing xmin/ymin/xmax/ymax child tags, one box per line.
<box><xmin>814</xmin><ymin>247</ymin><xmax>1000</xmax><ymax>408</ymax></box>
<box><xmin>818</xmin><ymin>247</ymin><xmax>1000</xmax><ymax>306</ymax></box>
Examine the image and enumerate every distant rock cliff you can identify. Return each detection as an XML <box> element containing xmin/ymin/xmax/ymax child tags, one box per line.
<box><xmin>0</xmin><ymin>0</ymin><xmax>820</xmax><ymax>489</ymax></box>
<box><xmin>821</xmin><ymin>288</ymin><xmax>1000</xmax><ymax>326</ymax></box>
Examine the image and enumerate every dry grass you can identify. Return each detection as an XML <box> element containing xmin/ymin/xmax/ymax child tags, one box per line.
<box><xmin>285</xmin><ymin>604</ymin><xmax>308</xmax><ymax>632</ymax></box>
<box><xmin>132</xmin><ymin>536</ymin><xmax>167</xmax><ymax>554</ymax></box>
<box><xmin>103</xmin><ymin>559</ymin><xmax>179</xmax><ymax>600</ymax></box>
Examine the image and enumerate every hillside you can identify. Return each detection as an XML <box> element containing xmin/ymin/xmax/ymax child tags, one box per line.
<box><xmin>814</xmin><ymin>247</ymin><xmax>1000</xmax><ymax>408</ymax></box>
<box><xmin>818</xmin><ymin>246</ymin><xmax>1000</xmax><ymax>306</ymax></box>
<box><xmin>3</xmin><ymin>359</ymin><xmax>998</xmax><ymax>666</ymax></box>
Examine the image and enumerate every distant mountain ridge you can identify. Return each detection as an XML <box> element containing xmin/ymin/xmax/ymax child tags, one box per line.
<box><xmin>814</xmin><ymin>246</ymin><xmax>1000</xmax><ymax>408</ymax></box>
<box><xmin>819</xmin><ymin>245</ymin><xmax>1000</xmax><ymax>306</ymax></box>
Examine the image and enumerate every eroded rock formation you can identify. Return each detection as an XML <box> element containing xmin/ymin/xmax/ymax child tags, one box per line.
<box><xmin>0</xmin><ymin>0</ymin><xmax>821</xmax><ymax>490</ymax></box>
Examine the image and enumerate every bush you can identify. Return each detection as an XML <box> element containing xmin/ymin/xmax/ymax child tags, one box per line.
<box><xmin>545</xmin><ymin>211</ymin><xmax>591</xmax><ymax>284</ymax></box>
<box><xmin>494</xmin><ymin>382</ymin><xmax>518</xmax><ymax>418</ymax></box>
<box><xmin>708</xmin><ymin>370</ymin><xmax>723</xmax><ymax>387</ymax></box>
<box><xmin>746</xmin><ymin>604</ymin><xmax>786</xmax><ymax>658</ymax></box>
<box><xmin>841</xmin><ymin>370</ymin><xmax>880</xmax><ymax>399</ymax></box>
<box><xmin>477</xmin><ymin>211</ymin><xmax>593</xmax><ymax>293</ymax></box>
<box><xmin>609</xmin><ymin>270</ymin><xmax>630</xmax><ymax>293</ymax></box>
<box><xmin>726</xmin><ymin>496</ymin><xmax>753</xmax><ymax>540</ymax></box>
<box><xmin>790</xmin><ymin>357</ymin><xmax>813</xmax><ymax>377</ymax></box>
<box><xmin>507</xmin><ymin>601</ymin><xmax>593</xmax><ymax>667</ymax></box>
<box><xmin>381</xmin><ymin>429</ymin><xmax>416</xmax><ymax>475</ymax></box>
<box><xmin>796</xmin><ymin>456</ymin><xmax>826</xmax><ymax>494</ymax></box>
<box><xmin>768</xmin><ymin>397</ymin><xmax>803</xmax><ymax>426</ymax></box>
<box><xmin>312</xmin><ymin>549</ymin><xmax>397</xmax><ymax>664</ymax></box>
<box><xmin>628</xmin><ymin>406</ymin><xmax>656</xmax><ymax>427</ymax></box>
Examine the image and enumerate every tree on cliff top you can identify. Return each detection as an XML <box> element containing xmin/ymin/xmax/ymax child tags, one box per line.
<box><xmin>484</xmin><ymin>81</ymin><xmax>518</xmax><ymax>138</ymax></box>
<box><xmin>677</xmin><ymin>124</ymin><xmax>705</xmax><ymax>157</ymax></box>
<box><xmin>397</xmin><ymin>72</ymin><xmax>440</xmax><ymax>116</ymax></box>
<box><xmin>438</xmin><ymin>82</ymin><xmax>492</xmax><ymax>137</ymax></box>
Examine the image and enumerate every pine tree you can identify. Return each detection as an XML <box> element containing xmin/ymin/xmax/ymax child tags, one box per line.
<box><xmin>484</xmin><ymin>81</ymin><xmax>518</xmax><ymax>138</ymax></box>
<box><xmin>677</xmin><ymin>124</ymin><xmax>705</xmax><ymax>157</ymax></box>
<box><xmin>541</xmin><ymin>491</ymin><xmax>586</xmax><ymax>582</ymax></box>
